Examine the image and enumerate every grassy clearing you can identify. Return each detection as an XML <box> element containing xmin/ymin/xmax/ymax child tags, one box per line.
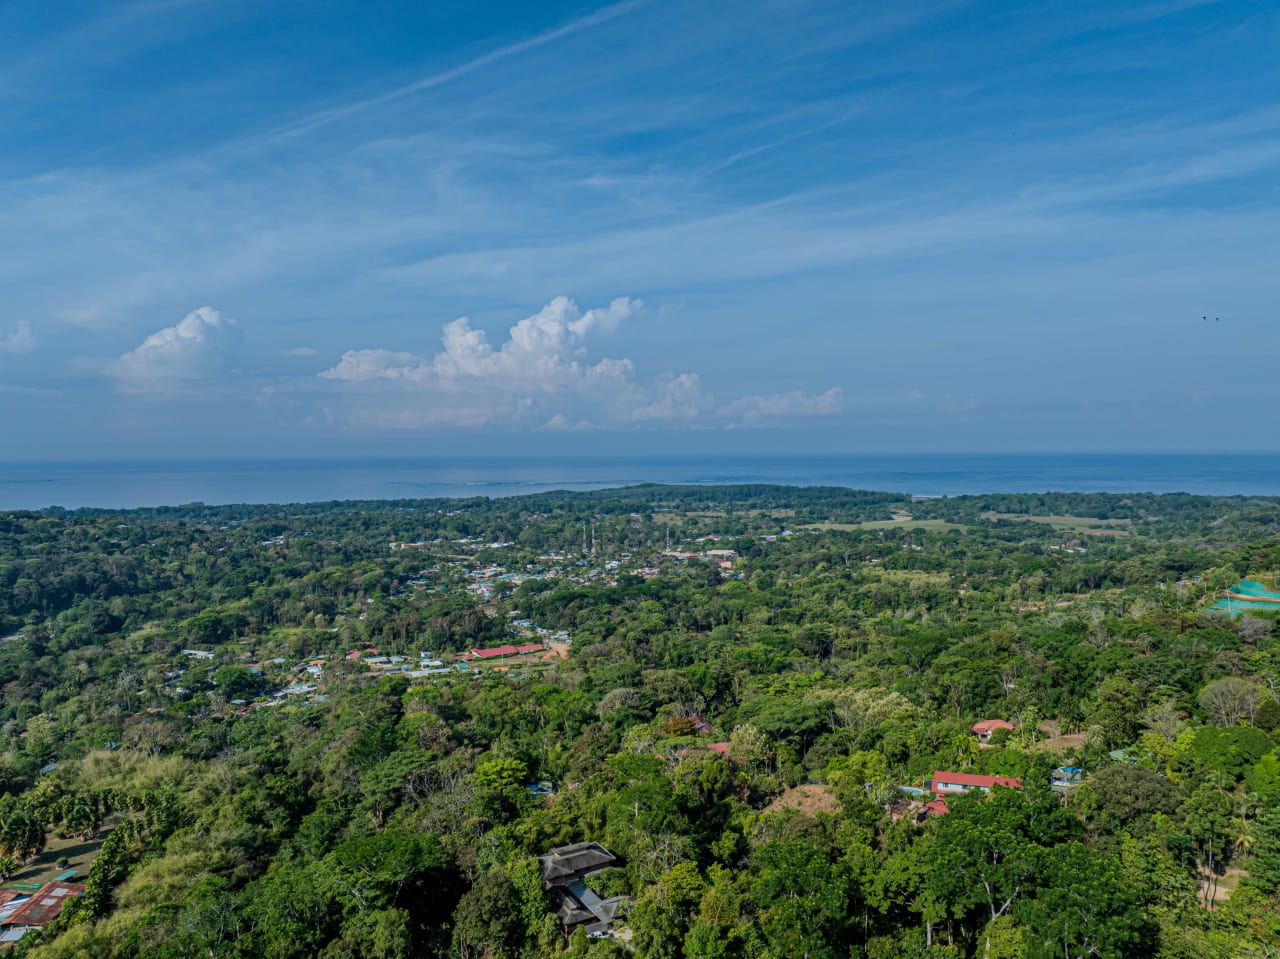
<box><xmin>981</xmin><ymin>512</ymin><xmax>1130</xmax><ymax>529</ymax></box>
<box><xmin>808</xmin><ymin>519</ymin><xmax>968</xmax><ymax>532</ymax></box>
<box><xmin>6</xmin><ymin>831</ymin><xmax>107</xmax><ymax>888</ymax></box>
<box><xmin>765</xmin><ymin>784</ymin><xmax>841</xmax><ymax>816</ymax></box>
<box><xmin>1210</xmin><ymin>867</ymin><xmax>1248</xmax><ymax>905</ymax></box>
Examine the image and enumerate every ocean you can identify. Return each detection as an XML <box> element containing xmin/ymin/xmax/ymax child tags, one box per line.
<box><xmin>1</xmin><ymin>453</ymin><xmax>1279</xmax><ymax>511</ymax></box>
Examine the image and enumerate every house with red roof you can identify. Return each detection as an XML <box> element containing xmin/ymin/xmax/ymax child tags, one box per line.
<box><xmin>470</xmin><ymin>644</ymin><xmax>520</xmax><ymax>659</ymax></box>
<box><xmin>469</xmin><ymin>642</ymin><xmax>546</xmax><ymax>660</ymax></box>
<box><xmin>890</xmin><ymin>797</ymin><xmax>951</xmax><ymax>822</ymax></box>
<box><xmin>930</xmin><ymin>770</ymin><xmax>1022</xmax><ymax>795</ymax></box>
<box><xmin>971</xmin><ymin>719</ymin><xmax>1015</xmax><ymax>743</ymax></box>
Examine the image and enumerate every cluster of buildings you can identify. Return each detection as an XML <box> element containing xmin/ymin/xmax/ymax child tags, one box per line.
<box><xmin>399</xmin><ymin>527</ymin><xmax>762</xmax><ymax>602</ymax></box>
<box><xmin>510</xmin><ymin>617</ymin><xmax>572</xmax><ymax>644</ymax></box>
<box><xmin>890</xmin><ymin>770</ymin><xmax>1024</xmax><ymax>822</ymax></box>
<box><xmin>889</xmin><ymin>718</ymin><xmax>1086</xmax><ymax>821</ymax></box>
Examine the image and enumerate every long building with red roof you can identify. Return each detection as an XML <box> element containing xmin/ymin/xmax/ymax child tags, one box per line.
<box><xmin>930</xmin><ymin>770</ymin><xmax>1023</xmax><ymax>795</ymax></box>
<box><xmin>469</xmin><ymin>642</ymin><xmax>545</xmax><ymax>659</ymax></box>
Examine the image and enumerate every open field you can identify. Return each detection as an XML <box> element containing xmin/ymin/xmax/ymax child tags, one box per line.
<box><xmin>653</xmin><ymin>508</ymin><xmax>795</xmax><ymax>524</ymax></box>
<box><xmin>1034</xmin><ymin>730</ymin><xmax>1087</xmax><ymax>752</ymax></box>
<box><xmin>808</xmin><ymin>519</ymin><xmax>967</xmax><ymax>532</ymax></box>
<box><xmin>1210</xmin><ymin>867</ymin><xmax>1248</xmax><ymax>905</ymax></box>
<box><xmin>980</xmin><ymin>513</ymin><xmax>1131</xmax><ymax>534</ymax></box>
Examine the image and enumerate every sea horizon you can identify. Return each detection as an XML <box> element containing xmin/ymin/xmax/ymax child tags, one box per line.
<box><xmin>3</xmin><ymin>451</ymin><xmax>1280</xmax><ymax>511</ymax></box>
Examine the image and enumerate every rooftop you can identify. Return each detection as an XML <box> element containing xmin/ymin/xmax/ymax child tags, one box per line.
<box><xmin>3</xmin><ymin>882</ymin><xmax>85</xmax><ymax>928</ymax></box>
<box><xmin>931</xmin><ymin>770</ymin><xmax>1023</xmax><ymax>791</ymax></box>
<box><xmin>971</xmin><ymin>719</ymin><xmax>1014</xmax><ymax>733</ymax></box>
<box><xmin>538</xmin><ymin>841</ymin><xmax>617</xmax><ymax>886</ymax></box>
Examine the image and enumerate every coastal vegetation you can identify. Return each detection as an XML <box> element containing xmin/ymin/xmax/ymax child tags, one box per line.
<box><xmin>0</xmin><ymin>485</ymin><xmax>1279</xmax><ymax>957</ymax></box>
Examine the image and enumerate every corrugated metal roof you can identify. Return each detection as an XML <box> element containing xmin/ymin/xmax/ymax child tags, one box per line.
<box><xmin>3</xmin><ymin>882</ymin><xmax>85</xmax><ymax>928</ymax></box>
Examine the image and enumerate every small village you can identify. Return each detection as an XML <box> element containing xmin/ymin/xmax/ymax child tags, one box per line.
<box><xmin>151</xmin><ymin>528</ymin><xmax>765</xmax><ymax>717</ymax></box>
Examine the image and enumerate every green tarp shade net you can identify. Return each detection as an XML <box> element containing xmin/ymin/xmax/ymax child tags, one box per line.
<box><xmin>1212</xmin><ymin>579</ymin><xmax>1280</xmax><ymax>614</ymax></box>
<box><xmin>1229</xmin><ymin>579</ymin><xmax>1280</xmax><ymax>599</ymax></box>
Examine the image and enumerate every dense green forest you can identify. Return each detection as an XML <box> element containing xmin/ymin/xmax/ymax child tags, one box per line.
<box><xmin>1</xmin><ymin>485</ymin><xmax>1280</xmax><ymax>958</ymax></box>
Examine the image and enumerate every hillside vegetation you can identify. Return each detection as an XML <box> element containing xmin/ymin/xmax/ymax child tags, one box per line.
<box><xmin>0</xmin><ymin>486</ymin><xmax>1279</xmax><ymax>958</ymax></box>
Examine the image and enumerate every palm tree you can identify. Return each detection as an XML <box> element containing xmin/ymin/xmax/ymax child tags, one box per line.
<box><xmin>65</xmin><ymin>803</ymin><xmax>99</xmax><ymax>841</ymax></box>
<box><xmin>1234</xmin><ymin>820</ymin><xmax>1255</xmax><ymax>859</ymax></box>
<box><xmin>0</xmin><ymin>812</ymin><xmax>43</xmax><ymax>863</ymax></box>
<box><xmin>952</xmin><ymin>733</ymin><xmax>979</xmax><ymax>768</ymax></box>
<box><xmin>1234</xmin><ymin>794</ymin><xmax>1257</xmax><ymax>860</ymax></box>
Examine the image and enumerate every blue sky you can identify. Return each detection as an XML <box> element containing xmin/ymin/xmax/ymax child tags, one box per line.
<box><xmin>2</xmin><ymin>0</ymin><xmax>1278</xmax><ymax>459</ymax></box>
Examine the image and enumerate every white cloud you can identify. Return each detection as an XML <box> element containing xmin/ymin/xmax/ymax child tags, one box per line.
<box><xmin>720</xmin><ymin>386</ymin><xmax>843</xmax><ymax>424</ymax></box>
<box><xmin>632</xmin><ymin>372</ymin><xmax>705</xmax><ymax>421</ymax></box>
<box><xmin>321</xmin><ymin>348</ymin><xmax>426</xmax><ymax>383</ymax></box>
<box><xmin>543</xmin><ymin>413</ymin><xmax>594</xmax><ymax>430</ymax></box>
<box><xmin>320</xmin><ymin>296</ymin><xmax>845</xmax><ymax>431</ymax></box>
<box><xmin>319</xmin><ymin>296</ymin><xmax>643</xmax><ymax>425</ymax></box>
<box><xmin>110</xmin><ymin>306</ymin><xmax>237</xmax><ymax>393</ymax></box>
<box><xmin>0</xmin><ymin>320</ymin><xmax>36</xmax><ymax>355</ymax></box>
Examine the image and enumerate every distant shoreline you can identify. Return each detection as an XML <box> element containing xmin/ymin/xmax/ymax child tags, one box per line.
<box><xmin>3</xmin><ymin>452</ymin><xmax>1280</xmax><ymax>511</ymax></box>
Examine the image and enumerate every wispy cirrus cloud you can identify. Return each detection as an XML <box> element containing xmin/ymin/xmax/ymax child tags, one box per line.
<box><xmin>3</xmin><ymin>0</ymin><xmax>1280</xmax><ymax>456</ymax></box>
<box><xmin>265</xmin><ymin>0</ymin><xmax>646</xmax><ymax>143</ymax></box>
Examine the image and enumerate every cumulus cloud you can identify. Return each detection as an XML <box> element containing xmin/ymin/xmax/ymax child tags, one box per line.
<box><xmin>110</xmin><ymin>306</ymin><xmax>237</xmax><ymax>393</ymax></box>
<box><xmin>0</xmin><ymin>320</ymin><xmax>36</xmax><ymax>355</ymax></box>
<box><xmin>321</xmin><ymin>349</ymin><xmax>426</xmax><ymax>383</ymax></box>
<box><xmin>320</xmin><ymin>296</ymin><xmax>843</xmax><ymax>430</ymax></box>
<box><xmin>719</xmin><ymin>387</ymin><xmax>843</xmax><ymax>424</ymax></box>
<box><xmin>322</xmin><ymin>296</ymin><xmax>638</xmax><ymax>393</ymax></box>
<box><xmin>320</xmin><ymin>296</ymin><xmax>645</xmax><ymax>425</ymax></box>
<box><xmin>632</xmin><ymin>372</ymin><xmax>706</xmax><ymax>421</ymax></box>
